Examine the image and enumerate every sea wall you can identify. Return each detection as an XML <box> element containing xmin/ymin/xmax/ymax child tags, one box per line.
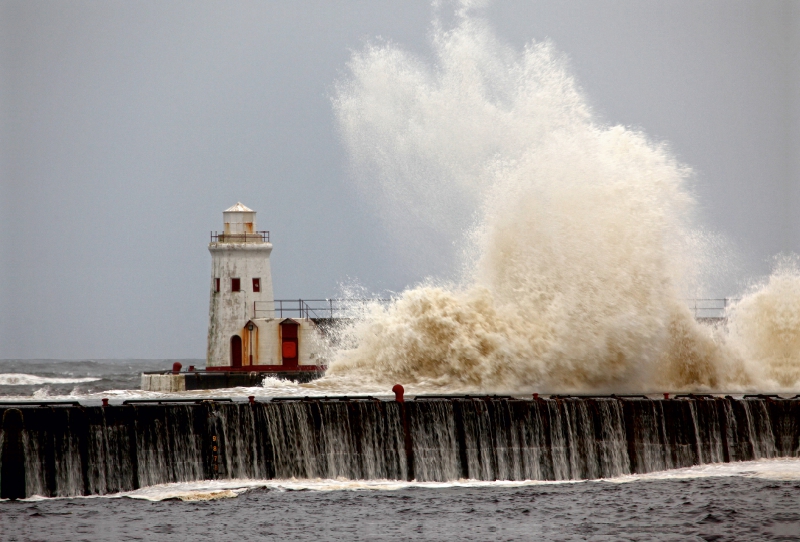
<box><xmin>1</xmin><ymin>396</ymin><xmax>798</xmax><ymax>499</ymax></box>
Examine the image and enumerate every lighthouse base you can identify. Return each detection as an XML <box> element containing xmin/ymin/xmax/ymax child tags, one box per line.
<box><xmin>141</xmin><ymin>368</ymin><xmax>323</xmax><ymax>392</ymax></box>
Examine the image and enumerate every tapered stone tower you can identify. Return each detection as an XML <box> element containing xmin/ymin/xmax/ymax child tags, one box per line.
<box><xmin>207</xmin><ymin>203</ymin><xmax>274</xmax><ymax>367</ymax></box>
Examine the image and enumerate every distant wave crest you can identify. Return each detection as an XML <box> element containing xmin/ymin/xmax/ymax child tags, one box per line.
<box><xmin>0</xmin><ymin>373</ymin><xmax>101</xmax><ymax>386</ymax></box>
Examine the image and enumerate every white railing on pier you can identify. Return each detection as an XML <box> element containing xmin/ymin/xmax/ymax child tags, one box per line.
<box><xmin>687</xmin><ymin>298</ymin><xmax>739</xmax><ymax>319</ymax></box>
<box><xmin>254</xmin><ymin>298</ymin><xmax>739</xmax><ymax>320</ymax></box>
<box><xmin>254</xmin><ymin>298</ymin><xmax>392</xmax><ymax>320</ymax></box>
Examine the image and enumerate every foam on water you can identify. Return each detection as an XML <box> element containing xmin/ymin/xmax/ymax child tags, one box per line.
<box><xmin>15</xmin><ymin>458</ymin><xmax>799</xmax><ymax>502</ymax></box>
<box><xmin>325</xmin><ymin>4</ymin><xmax>800</xmax><ymax>394</ymax></box>
<box><xmin>616</xmin><ymin>457</ymin><xmax>800</xmax><ymax>483</ymax></box>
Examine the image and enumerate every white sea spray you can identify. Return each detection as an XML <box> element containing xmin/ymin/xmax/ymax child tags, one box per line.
<box><xmin>327</xmin><ymin>5</ymin><xmax>799</xmax><ymax>393</ymax></box>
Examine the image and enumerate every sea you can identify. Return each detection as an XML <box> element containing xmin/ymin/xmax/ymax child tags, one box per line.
<box><xmin>1</xmin><ymin>359</ymin><xmax>799</xmax><ymax>542</ymax></box>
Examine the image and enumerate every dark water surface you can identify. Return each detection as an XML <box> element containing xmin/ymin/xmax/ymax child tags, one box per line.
<box><xmin>2</xmin><ymin>477</ymin><xmax>799</xmax><ymax>541</ymax></box>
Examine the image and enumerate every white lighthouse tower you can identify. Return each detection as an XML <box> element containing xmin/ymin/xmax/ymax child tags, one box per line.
<box><xmin>207</xmin><ymin>203</ymin><xmax>274</xmax><ymax>367</ymax></box>
<box><xmin>141</xmin><ymin>202</ymin><xmax>324</xmax><ymax>390</ymax></box>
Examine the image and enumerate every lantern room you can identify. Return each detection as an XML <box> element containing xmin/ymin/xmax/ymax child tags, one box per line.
<box><xmin>223</xmin><ymin>202</ymin><xmax>256</xmax><ymax>234</ymax></box>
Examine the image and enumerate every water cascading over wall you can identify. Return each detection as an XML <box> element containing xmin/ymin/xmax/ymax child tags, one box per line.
<box><xmin>1</xmin><ymin>397</ymin><xmax>798</xmax><ymax>498</ymax></box>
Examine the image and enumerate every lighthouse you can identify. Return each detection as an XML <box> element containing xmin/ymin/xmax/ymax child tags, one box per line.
<box><xmin>207</xmin><ymin>203</ymin><xmax>274</xmax><ymax>367</ymax></box>
<box><xmin>141</xmin><ymin>202</ymin><xmax>324</xmax><ymax>392</ymax></box>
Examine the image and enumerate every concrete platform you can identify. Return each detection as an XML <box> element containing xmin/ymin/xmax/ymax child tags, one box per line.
<box><xmin>141</xmin><ymin>369</ymin><xmax>323</xmax><ymax>391</ymax></box>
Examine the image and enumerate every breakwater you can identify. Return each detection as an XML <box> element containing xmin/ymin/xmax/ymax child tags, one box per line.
<box><xmin>1</xmin><ymin>396</ymin><xmax>798</xmax><ymax>499</ymax></box>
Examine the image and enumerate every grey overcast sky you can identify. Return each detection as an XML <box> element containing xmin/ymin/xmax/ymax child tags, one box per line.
<box><xmin>1</xmin><ymin>1</ymin><xmax>798</xmax><ymax>359</ymax></box>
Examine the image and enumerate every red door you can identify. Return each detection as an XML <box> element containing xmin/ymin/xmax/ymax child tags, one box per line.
<box><xmin>280</xmin><ymin>320</ymin><xmax>299</xmax><ymax>369</ymax></box>
<box><xmin>230</xmin><ymin>335</ymin><xmax>243</xmax><ymax>368</ymax></box>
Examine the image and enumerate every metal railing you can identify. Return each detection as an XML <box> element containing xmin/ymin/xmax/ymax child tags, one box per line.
<box><xmin>687</xmin><ymin>298</ymin><xmax>740</xmax><ymax>319</ymax></box>
<box><xmin>254</xmin><ymin>298</ymin><xmax>391</xmax><ymax>319</ymax></box>
<box><xmin>210</xmin><ymin>231</ymin><xmax>270</xmax><ymax>243</ymax></box>
<box><xmin>252</xmin><ymin>297</ymin><xmax>739</xmax><ymax>320</ymax></box>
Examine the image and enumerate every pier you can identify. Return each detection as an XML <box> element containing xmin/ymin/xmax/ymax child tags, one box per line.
<box><xmin>1</xmin><ymin>394</ymin><xmax>798</xmax><ymax>499</ymax></box>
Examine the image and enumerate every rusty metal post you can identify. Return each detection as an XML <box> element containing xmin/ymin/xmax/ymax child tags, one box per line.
<box><xmin>392</xmin><ymin>384</ymin><xmax>405</xmax><ymax>403</ymax></box>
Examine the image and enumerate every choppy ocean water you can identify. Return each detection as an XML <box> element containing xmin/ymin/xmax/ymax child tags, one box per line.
<box><xmin>2</xmin><ymin>360</ymin><xmax>800</xmax><ymax>541</ymax></box>
<box><xmin>2</xmin><ymin>467</ymin><xmax>800</xmax><ymax>541</ymax></box>
<box><xmin>0</xmin><ymin>359</ymin><xmax>196</xmax><ymax>399</ymax></box>
<box><xmin>0</xmin><ymin>359</ymin><xmax>458</xmax><ymax>401</ymax></box>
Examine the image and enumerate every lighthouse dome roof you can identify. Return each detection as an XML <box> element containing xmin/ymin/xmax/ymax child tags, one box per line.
<box><xmin>224</xmin><ymin>202</ymin><xmax>254</xmax><ymax>212</ymax></box>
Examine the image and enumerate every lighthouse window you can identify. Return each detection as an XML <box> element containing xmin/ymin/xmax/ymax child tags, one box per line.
<box><xmin>231</xmin><ymin>278</ymin><xmax>241</xmax><ymax>292</ymax></box>
<box><xmin>252</xmin><ymin>278</ymin><xmax>261</xmax><ymax>292</ymax></box>
<box><xmin>215</xmin><ymin>278</ymin><xmax>220</xmax><ymax>292</ymax></box>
